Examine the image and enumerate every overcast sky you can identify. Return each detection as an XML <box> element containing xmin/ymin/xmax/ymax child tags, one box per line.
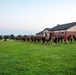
<box><xmin>0</xmin><ymin>0</ymin><xmax>76</xmax><ymax>35</ymax></box>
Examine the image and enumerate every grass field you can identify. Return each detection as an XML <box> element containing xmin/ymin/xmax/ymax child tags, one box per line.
<box><xmin>0</xmin><ymin>40</ymin><xmax>76</xmax><ymax>75</ymax></box>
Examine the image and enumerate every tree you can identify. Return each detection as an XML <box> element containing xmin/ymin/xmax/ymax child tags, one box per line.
<box><xmin>24</xmin><ymin>35</ymin><xmax>27</xmax><ymax>38</ymax></box>
<box><xmin>10</xmin><ymin>34</ymin><xmax>15</xmax><ymax>40</ymax></box>
<box><xmin>4</xmin><ymin>35</ymin><xmax>9</xmax><ymax>39</ymax></box>
<box><xmin>3</xmin><ymin>35</ymin><xmax>9</xmax><ymax>41</ymax></box>
<box><xmin>0</xmin><ymin>35</ymin><xmax>2</xmax><ymax>40</ymax></box>
<box><xmin>17</xmin><ymin>35</ymin><xmax>22</xmax><ymax>38</ymax></box>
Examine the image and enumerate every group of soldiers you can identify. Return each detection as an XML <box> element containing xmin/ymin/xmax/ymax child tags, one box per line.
<box><xmin>15</xmin><ymin>35</ymin><xmax>76</xmax><ymax>45</ymax></box>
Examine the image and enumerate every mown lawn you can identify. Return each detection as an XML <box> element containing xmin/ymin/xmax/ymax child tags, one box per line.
<box><xmin>0</xmin><ymin>40</ymin><xmax>76</xmax><ymax>75</ymax></box>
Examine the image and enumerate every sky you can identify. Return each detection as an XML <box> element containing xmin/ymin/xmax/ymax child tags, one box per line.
<box><xmin>0</xmin><ymin>0</ymin><xmax>76</xmax><ymax>35</ymax></box>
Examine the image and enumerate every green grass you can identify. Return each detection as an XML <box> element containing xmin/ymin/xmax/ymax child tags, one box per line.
<box><xmin>0</xmin><ymin>40</ymin><xmax>76</xmax><ymax>75</ymax></box>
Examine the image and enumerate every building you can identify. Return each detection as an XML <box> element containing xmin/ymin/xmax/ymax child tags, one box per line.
<box><xmin>36</xmin><ymin>22</ymin><xmax>76</xmax><ymax>38</ymax></box>
<box><xmin>36</xmin><ymin>31</ymin><xmax>43</xmax><ymax>37</ymax></box>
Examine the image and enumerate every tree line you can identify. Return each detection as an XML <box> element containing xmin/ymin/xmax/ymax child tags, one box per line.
<box><xmin>0</xmin><ymin>34</ymin><xmax>28</xmax><ymax>40</ymax></box>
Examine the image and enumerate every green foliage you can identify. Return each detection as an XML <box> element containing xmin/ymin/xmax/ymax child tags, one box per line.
<box><xmin>17</xmin><ymin>35</ymin><xmax>22</xmax><ymax>38</ymax></box>
<box><xmin>0</xmin><ymin>40</ymin><xmax>76</xmax><ymax>75</ymax></box>
<box><xmin>10</xmin><ymin>34</ymin><xmax>15</xmax><ymax>39</ymax></box>
<box><xmin>0</xmin><ymin>35</ymin><xmax>2</xmax><ymax>40</ymax></box>
<box><xmin>24</xmin><ymin>35</ymin><xmax>27</xmax><ymax>38</ymax></box>
<box><xmin>4</xmin><ymin>35</ymin><xmax>9</xmax><ymax>39</ymax></box>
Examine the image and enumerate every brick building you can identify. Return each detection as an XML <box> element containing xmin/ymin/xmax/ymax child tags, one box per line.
<box><xmin>36</xmin><ymin>22</ymin><xmax>76</xmax><ymax>38</ymax></box>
